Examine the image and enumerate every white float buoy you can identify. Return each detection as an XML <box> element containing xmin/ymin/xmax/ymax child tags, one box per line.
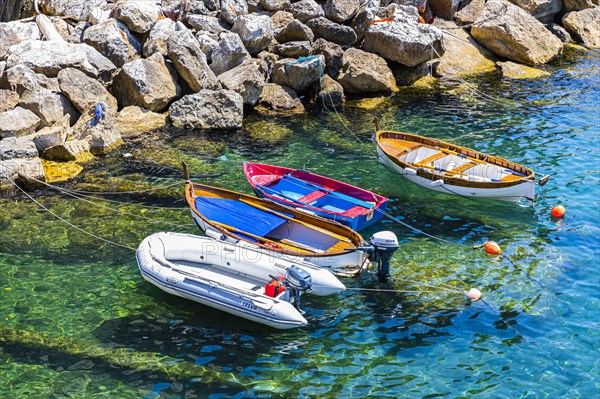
<box><xmin>465</xmin><ymin>288</ymin><xmax>482</xmax><ymax>301</ymax></box>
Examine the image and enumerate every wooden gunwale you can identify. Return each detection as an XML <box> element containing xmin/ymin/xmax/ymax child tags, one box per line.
<box><xmin>376</xmin><ymin>130</ymin><xmax>535</xmax><ymax>189</ymax></box>
<box><xmin>185</xmin><ymin>182</ymin><xmax>364</xmax><ymax>258</ymax></box>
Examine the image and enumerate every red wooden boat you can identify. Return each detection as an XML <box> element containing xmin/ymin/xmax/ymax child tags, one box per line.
<box><xmin>242</xmin><ymin>162</ymin><xmax>389</xmax><ymax>231</ymax></box>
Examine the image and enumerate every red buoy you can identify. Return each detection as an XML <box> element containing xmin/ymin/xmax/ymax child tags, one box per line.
<box><xmin>483</xmin><ymin>241</ymin><xmax>502</xmax><ymax>255</ymax></box>
<box><xmin>551</xmin><ymin>205</ymin><xmax>565</xmax><ymax>218</ymax></box>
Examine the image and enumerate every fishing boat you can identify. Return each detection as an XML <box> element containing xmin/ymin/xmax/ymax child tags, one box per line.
<box><xmin>373</xmin><ymin>121</ymin><xmax>550</xmax><ymax>204</ymax></box>
<box><xmin>242</xmin><ymin>162</ymin><xmax>389</xmax><ymax>231</ymax></box>
<box><xmin>183</xmin><ymin>163</ymin><xmax>399</xmax><ymax>278</ymax></box>
<box><xmin>136</xmin><ymin>232</ymin><xmax>346</xmax><ymax>329</ymax></box>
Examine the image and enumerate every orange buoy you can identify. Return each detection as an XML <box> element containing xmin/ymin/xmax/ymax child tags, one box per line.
<box><xmin>551</xmin><ymin>204</ymin><xmax>566</xmax><ymax>218</ymax></box>
<box><xmin>483</xmin><ymin>241</ymin><xmax>502</xmax><ymax>255</ymax></box>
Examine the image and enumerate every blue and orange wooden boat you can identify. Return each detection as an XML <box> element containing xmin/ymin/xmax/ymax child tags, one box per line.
<box><xmin>242</xmin><ymin>162</ymin><xmax>388</xmax><ymax>231</ymax></box>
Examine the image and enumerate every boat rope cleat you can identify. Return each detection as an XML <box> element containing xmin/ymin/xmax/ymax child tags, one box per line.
<box><xmin>356</xmin><ymin>231</ymin><xmax>399</xmax><ymax>283</ymax></box>
<box><xmin>280</xmin><ymin>266</ymin><xmax>313</xmax><ymax>313</ymax></box>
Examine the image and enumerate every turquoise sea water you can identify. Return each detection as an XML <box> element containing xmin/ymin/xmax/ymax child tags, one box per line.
<box><xmin>1</xmin><ymin>48</ymin><xmax>599</xmax><ymax>398</ymax></box>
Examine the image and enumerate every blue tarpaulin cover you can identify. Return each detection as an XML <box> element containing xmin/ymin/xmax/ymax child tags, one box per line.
<box><xmin>195</xmin><ymin>196</ymin><xmax>288</xmax><ymax>237</ymax></box>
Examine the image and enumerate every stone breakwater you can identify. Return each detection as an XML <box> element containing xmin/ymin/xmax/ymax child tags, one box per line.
<box><xmin>0</xmin><ymin>0</ymin><xmax>598</xmax><ymax>188</ymax></box>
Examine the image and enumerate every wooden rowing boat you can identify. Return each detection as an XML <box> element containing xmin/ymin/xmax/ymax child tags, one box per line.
<box><xmin>373</xmin><ymin>121</ymin><xmax>549</xmax><ymax>204</ymax></box>
<box><xmin>242</xmin><ymin>161</ymin><xmax>389</xmax><ymax>231</ymax></box>
<box><xmin>183</xmin><ymin>163</ymin><xmax>369</xmax><ymax>275</ymax></box>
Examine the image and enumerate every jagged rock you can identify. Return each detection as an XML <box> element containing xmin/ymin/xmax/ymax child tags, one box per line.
<box><xmin>67</xmin><ymin>22</ymin><xmax>91</xmax><ymax>44</ymax></box>
<box><xmin>351</xmin><ymin>0</ymin><xmax>380</xmax><ymax>41</ymax></box>
<box><xmin>232</xmin><ymin>15</ymin><xmax>275</xmax><ymax>54</ymax></box>
<box><xmin>20</xmin><ymin>88</ymin><xmax>78</xmax><ymax>128</ymax></box>
<box><xmin>428</xmin><ymin>0</ymin><xmax>460</xmax><ymax>19</ymax></box>
<box><xmin>217</xmin><ymin>61</ymin><xmax>265</xmax><ymax>104</ymax></box>
<box><xmin>562</xmin><ymin>8</ymin><xmax>600</xmax><ymax>48</ymax></box>
<box><xmin>275</xmin><ymin>19</ymin><xmax>314</xmax><ymax>43</ymax></box>
<box><xmin>393</xmin><ymin>62</ymin><xmax>431</xmax><ymax>86</ymax></box>
<box><xmin>363</xmin><ymin>21</ymin><xmax>445</xmax><ymax>67</ymax></box>
<box><xmin>271</xmin><ymin>55</ymin><xmax>325</xmax><ymax>92</ymax></box>
<box><xmin>5</xmin><ymin>40</ymin><xmax>116</xmax><ymax>82</ymax></box>
<box><xmin>0</xmin><ymin>21</ymin><xmax>41</xmax><ymax>60</ymax></box>
<box><xmin>68</xmin><ymin>105</ymin><xmax>123</xmax><ymax>155</ymax></box>
<box><xmin>260</xmin><ymin>0</ymin><xmax>291</xmax><ymax>11</ymax></box>
<box><xmin>337</xmin><ymin>48</ymin><xmax>398</xmax><ymax>93</ymax></box>
<box><xmin>471</xmin><ymin>0</ymin><xmax>562</xmax><ymax>65</ymax></box>
<box><xmin>247</xmin><ymin>0</ymin><xmax>261</xmax><ymax>13</ymax></box>
<box><xmin>310</xmin><ymin>38</ymin><xmax>344</xmax><ymax>78</ymax></box>
<box><xmin>0</xmin><ymin>90</ymin><xmax>19</xmax><ymax>113</ymax></box>
<box><xmin>196</xmin><ymin>34</ymin><xmax>220</xmax><ymax>62</ymax></box>
<box><xmin>33</xmin><ymin>115</ymin><xmax>70</xmax><ymax>154</ymax></box>
<box><xmin>179</xmin><ymin>0</ymin><xmax>210</xmax><ymax>19</ymax></box>
<box><xmin>39</xmin><ymin>0</ymin><xmax>108</xmax><ymax>21</ymax></box>
<box><xmin>167</xmin><ymin>30</ymin><xmax>220</xmax><ymax>91</ymax></box>
<box><xmin>82</xmin><ymin>19</ymin><xmax>141</xmax><ymax>67</ymax></box>
<box><xmin>256</xmin><ymin>51</ymin><xmax>280</xmax><ymax>77</ymax></box>
<box><xmin>210</xmin><ymin>33</ymin><xmax>251</xmax><ymax>75</ymax></box>
<box><xmin>324</xmin><ymin>0</ymin><xmax>360</xmax><ymax>23</ymax></box>
<box><xmin>43</xmin><ymin>140</ymin><xmax>91</xmax><ymax>161</ymax></box>
<box><xmin>306</xmin><ymin>17</ymin><xmax>357</xmax><ymax>45</ymax></box>
<box><xmin>313</xmin><ymin>74</ymin><xmax>345</xmax><ymax>106</ymax></box>
<box><xmin>112</xmin><ymin>53</ymin><xmax>181</xmax><ymax>112</ymax></box>
<box><xmin>169</xmin><ymin>90</ymin><xmax>244</xmax><ymax>130</ymax></box>
<box><xmin>0</xmin><ymin>137</ymin><xmax>38</xmax><ymax>160</ymax></box>
<box><xmin>58</xmin><ymin>68</ymin><xmax>118</xmax><ymax>113</ymax></box>
<box><xmin>221</xmin><ymin>0</ymin><xmax>249</xmax><ymax>24</ymax></box>
<box><xmin>545</xmin><ymin>23</ymin><xmax>573</xmax><ymax>42</ymax></box>
<box><xmin>455</xmin><ymin>0</ymin><xmax>485</xmax><ymax>25</ymax></box>
<box><xmin>112</xmin><ymin>0</ymin><xmax>161</xmax><ymax>33</ymax></box>
<box><xmin>508</xmin><ymin>0</ymin><xmax>562</xmax><ymax>22</ymax></box>
<box><xmin>497</xmin><ymin>61</ymin><xmax>550</xmax><ymax>79</ymax></box>
<box><xmin>0</xmin><ymin>108</ymin><xmax>40</xmax><ymax>138</ymax></box>
<box><xmin>115</xmin><ymin>106</ymin><xmax>167</xmax><ymax>137</ymax></box>
<box><xmin>379</xmin><ymin>4</ymin><xmax>421</xmax><ymax>22</ymax></box>
<box><xmin>562</xmin><ymin>0</ymin><xmax>597</xmax><ymax>11</ymax></box>
<box><xmin>272</xmin><ymin>41</ymin><xmax>312</xmax><ymax>57</ymax></box>
<box><xmin>188</xmin><ymin>15</ymin><xmax>228</xmax><ymax>35</ymax></box>
<box><xmin>144</xmin><ymin>19</ymin><xmax>179</xmax><ymax>57</ymax></box>
<box><xmin>272</xmin><ymin>11</ymin><xmax>295</xmax><ymax>28</ymax></box>
<box><xmin>289</xmin><ymin>0</ymin><xmax>325</xmax><ymax>23</ymax></box>
<box><xmin>0</xmin><ymin>157</ymin><xmax>46</xmax><ymax>189</ymax></box>
<box><xmin>88</xmin><ymin>6</ymin><xmax>112</xmax><ymax>25</ymax></box>
<box><xmin>431</xmin><ymin>19</ymin><xmax>496</xmax><ymax>77</ymax></box>
<box><xmin>1</xmin><ymin>65</ymin><xmax>55</xmax><ymax>96</ymax></box>
<box><xmin>257</xmin><ymin>83</ymin><xmax>305</xmax><ymax>112</ymax></box>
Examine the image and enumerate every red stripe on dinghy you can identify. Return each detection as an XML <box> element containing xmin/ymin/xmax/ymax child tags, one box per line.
<box><xmin>341</xmin><ymin>205</ymin><xmax>370</xmax><ymax>217</ymax></box>
<box><xmin>297</xmin><ymin>190</ymin><xmax>327</xmax><ymax>204</ymax></box>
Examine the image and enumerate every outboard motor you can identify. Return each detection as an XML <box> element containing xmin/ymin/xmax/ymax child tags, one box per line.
<box><xmin>367</xmin><ymin>231</ymin><xmax>399</xmax><ymax>283</ymax></box>
<box><xmin>283</xmin><ymin>266</ymin><xmax>312</xmax><ymax>312</ymax></box>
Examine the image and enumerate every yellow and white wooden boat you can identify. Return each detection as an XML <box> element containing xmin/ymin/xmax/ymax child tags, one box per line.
<box><xmin>374</xmin><ymin>122</ymin><xmax>549</xmax><ymax>204</ymax></box>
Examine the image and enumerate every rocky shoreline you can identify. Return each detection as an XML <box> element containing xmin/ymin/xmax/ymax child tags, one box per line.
<box><xmin>0</xmin><ymin>0</ymin><xmax>598</xmax><ymax>189</ymax></box>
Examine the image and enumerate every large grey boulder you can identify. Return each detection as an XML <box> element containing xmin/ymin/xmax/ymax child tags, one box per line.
<box><xmin>272</xmin><ymin>11</ymin><xmax>295</xmax><ymax>28</ymax></box>
<box><xmin>217</xmin><ymin>61</ymin><xmax>265</xmax><ymax>104</ymax></box>
<box><xmin>260</xmin><ymin>0</ymin><xmax>291</xmax><ymax>11</ymax></box>
<box><xmin>273</xmin><ymin>41</ymin><xmax>312</xmax><ymax>57</ymax></box>
<box><xmin>39</xmin><ymin>0</ymin><xmax>108</xmax><ymax>21</ymax></box>
<box><xmin>197</xmin><ymin>34</ymin><xmax>221</xmax><ymax>62</ymax></box>
<box><xmin>508</xmin><ymin>0</ymin><xmax>563</xmax><ymax>22</ymax></box>
<box><xmin>363</xmin><ymin>21</ymin><xmax>445</xmax><ymax>67</ymax></box>
<box><xmin>324</xmin><ymin>0</ymin><xmax>361</xmax><ymax>23</ymax></box>
<box><xmin>313</xmin><ymin>74</ymin><xmax>345</xmax><ymax>107</ymax></box>
<box><xmin>167</xmin><ymin>30</ymin><xmax>220</xmax><ymax>91</ymax></box>
<box><xmin>471</xmin><ymin>0</ymin><xmax>562</xmax><ymax>65</ymax></box>
<box><xmin>0</xmin><ymin>90</ymin><xmax>19</xmax><ymax>113</ymax></box>
<box><xmin>271</xmin><ymin>55</ymin><xmax>325</xmax><ymax>92</ymax></box>
<box><xmin>351</xmin><ymin>0</ymin><xmax>380</xmax><ymax>42</ymax></box>
<box><xmin>112</xmin><ymin>0</ymin><xmax>161</xmax><ymax>33</ymax></box>
<box><xmin>337</xmin><ymin>48</ymin><xmax>398</xmax><ymax>93</ymax></box>
<box><xmin>169</xmin><ymin>90</ymin><xmax>244</xmax><ymax>130</ymax></box>
<box><xmin>290</xmin><ymin>0</ymin><xmax>325</xmax><ymax>22</ymax></box>
<box><xmin>0</xmin><ymin>137</ymin><xmax>39</xmax><ymax>161</ymax></box>
<box><xmin>275</xmin><ymin>19</ymin><xmax>314</xmax><ymax>43</ymax></box>
<box><xmin>43</xmin><ymin>140</ymin><xmax>91</xmax><ymax>161</ymax></box>
<box><xmin>455</xmin><ymin>0</ymin><xmax>485</xmax><ymax>25</ymax></box>
<box><xmin>562</xmin><ymin>8</ymin><xmax>600</xmax><ymax>48</ymax></box>
<box><xmin>562</xmin><ymin>0</ymin><xmax>597</xmax><ymax>11</ymax></box>
<box><xmin>33</xmin><ymin>115</ymin><xmax>70</xmax><ymax>154</ymax></box>
<box><xmin>221</xmin><ymin>0</ymin><xmax>249</xmax><ymax>24</ymax></box>
<box><xmin>258</xmin><ymin>83</ymin><xmax>304</xmax><ymax>112</ymax></box>
<box><xmin>115</xmin><ymin>106</ymin><xmax>167</xmax><ymax>137</ymax></box>
<box><xmin>68</xmin><ymin>105</ymin><xmax>123</xmax><ymax>155</ymax></box>
<box><xmin>210</xmin><ymin>33</ymin><xmax>251</xmax><ymax>75</ymax></box>
<box><xmin>310</xmin><ymin>38</ymin><xmax>344</xmax><ymax>78</ymax></box>
<box><xmin>0</xmin><ymin>22</ymin><xmax>41</xmax><ymax>60</ymax></box>
<box><xmin>19</xmin><ymin>88</ymin><xmax>78</xmax><ymax>128</ymax></box>
<box><xmin>112</xmin><ymin>53</ymin><xmax>181</xmax><ymax>112</ymax></box>
<box><xmin>0</xmin><ymin>107</ymin><xmax>41</xmax><ymax>138</ymax></box>
<box><xmin>428</xmin><ymin>0</ymin><xmax>460</xmax><ymax>19</ymax></box>
<box><xmin>188</xmin><ymin>15</ymin><xmax>229</xmax><ymax>35</ymax></box>
<box><xmin>144</xmin><ymin>19</ymin><xmax>179</xmax><ymax>57</ymax></box>
<box><xmin>232</xmin><ymin>15</ymin><xmax>275</xmax><ymax>54</ymax></box>
<box><xmin>306</xmin><ymin>17</ymin><xmax>357</xmax><ymax>45</ymax></box>
<box><xmin>58</xmin><ymin>68</ymin><xmax>118</xmax><ymax>113</ymax></box>
<box><xmin>1</xmin><ymin>65</ymin><xmax>55</xmax><ymax>96</ymax></box>
<box><xmin>82</xmin><ymin>19</ymin><xmax>141</xmax><ymax>67</ymax></box>
<box><xmin>5</xmin><ymin>40</ymin><xmax>116</xmax><ymax>82</ymax></box>
<box><xmin>545</xmin><ymin>23</ymin><xmax>573</xmax><ymax>43</ymax></box>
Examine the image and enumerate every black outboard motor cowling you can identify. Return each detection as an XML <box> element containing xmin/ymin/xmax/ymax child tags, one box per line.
<box><xmin>369</xmin><ymin>231</ymin><xmax>399</xmax><ymax>283</ymax></box>
<box><xmin>284</xmin><ymin>266</ymin><xmax>312</xmax><ymax>312</ymax></box>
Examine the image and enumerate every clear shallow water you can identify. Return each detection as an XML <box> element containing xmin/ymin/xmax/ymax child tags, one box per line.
<box><xmin>1</xmin><ymin>48</ymin><xmax>599</xmax><ymax>398</ymax></box>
